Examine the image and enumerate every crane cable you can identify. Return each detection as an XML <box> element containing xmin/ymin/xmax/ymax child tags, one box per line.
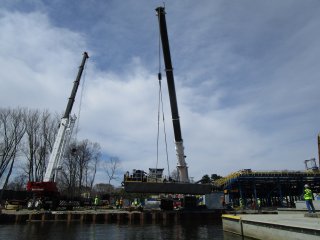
<box><xmin>75</xmin><ymin>59</ymin><xmax>88</xmax><ymax>141</ymax></box>
<box><xmin>156</xmin><ymin>11</ymin><xmax>171</xmax><ymax>179</ymax></box>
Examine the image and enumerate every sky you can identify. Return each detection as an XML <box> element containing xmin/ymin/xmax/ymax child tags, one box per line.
<box><xmin>1</xmin><ymin>0</ymin><xmax>320</xmax><ymax>185</ymax></box>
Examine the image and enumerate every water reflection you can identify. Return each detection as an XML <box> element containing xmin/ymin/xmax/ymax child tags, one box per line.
<box><xmin>0</xmin><ymin>222</ymin><xmax>247</xmax><ymax>240</ymax></box>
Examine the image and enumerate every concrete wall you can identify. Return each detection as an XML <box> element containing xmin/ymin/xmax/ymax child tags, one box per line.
<box><xmin>222</xmin><ymin>214</ymin><xmax>320</xmax><ymax>240</ymax></box>
<box><xmin>242</xmin><ymin>220</ymin><xmax>319</xmax><ymax>240</ymax></box>
<box><xmin>222</xmin><ymin>215</ymin><xmax>242</xmax><ymax>235</ymax></box>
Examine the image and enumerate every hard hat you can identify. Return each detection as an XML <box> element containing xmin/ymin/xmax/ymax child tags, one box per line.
<box><xmin>304</xmin><ymin>184</ymin><xmax>309</xmax><ymax>188</ymax></box>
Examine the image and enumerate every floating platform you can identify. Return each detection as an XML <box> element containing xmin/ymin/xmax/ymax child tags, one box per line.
<box><xmin>123</xmin><ymin>181</ymin><xmax>212</xmax><ymax>194</ymax></box>
<box><xmin>222</xmin><ymin>213</ymin><xmax>320</xmax><ymax>239</ymax></box>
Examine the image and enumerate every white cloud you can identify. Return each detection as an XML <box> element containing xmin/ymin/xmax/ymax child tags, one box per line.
<box><xmin>0</xmin><ymin>9</ymin><xmax>86</xmax><ymax>111</ymax></box>
<box><xmin>2</xmin><ymin>1</ymin><xmax>320</xmax><ymax>185</ymax></box>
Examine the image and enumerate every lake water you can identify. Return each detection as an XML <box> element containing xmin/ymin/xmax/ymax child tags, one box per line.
<box><xmin>0</xmin><ymin>221</ymin><xmax>248</xmax><ymax>240</ymax></box>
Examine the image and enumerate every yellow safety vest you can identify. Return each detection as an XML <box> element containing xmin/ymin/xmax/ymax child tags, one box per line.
<box><xmin>304</xmin><ymin>188</ymin><xmax>313</xmax><ymax>200</ymax></box>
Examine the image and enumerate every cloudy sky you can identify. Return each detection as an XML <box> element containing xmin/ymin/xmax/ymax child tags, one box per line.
<box><xmin>1</xmin><ymin>0</ymin><xmax>320</xmax><ymax>185</ymax></box>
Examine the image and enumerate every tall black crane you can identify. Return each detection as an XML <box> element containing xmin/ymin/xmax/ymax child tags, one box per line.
<box><xmin>156</xmin><ymin>6</ymin><xmax>189</xmax><ymax>182</ymax></box>
<box><xmin>122</xmin><ymin>8</ymin><xmax>212</xmax><ymax>195</ymax></box>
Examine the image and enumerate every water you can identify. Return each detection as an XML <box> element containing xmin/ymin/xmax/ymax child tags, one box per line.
<box><xmin>0</xmin><ymin>222</ymin><xmax>247</xmax><ymax>240</ymax></box>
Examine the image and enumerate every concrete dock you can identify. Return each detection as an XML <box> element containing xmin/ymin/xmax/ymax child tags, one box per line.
<box><xmin>0</xmin><ymin>209</ymin><xmax>222</xmax><ymax>224</ymax></box>
<box><xmin>222</xmin><ymin>213</ymin><xmax>320</xmax><ymax>240</ymax></box>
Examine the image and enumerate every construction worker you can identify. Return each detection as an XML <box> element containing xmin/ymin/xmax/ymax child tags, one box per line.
<box><xmin>94</xmin><ymin>195</ymin><xmax>99</xmax><ymax>210</ymax></box>
<box><xmin>304</xmin><ymin>184</ymin><xmax>316</xmax><ymax>213</ymax></box>
<box><xmin>133</xmin><ymin>198</ymin><xmax>139</xmax><ymax>208</ymax></box>
<box><xmin>257</xmin><ymin>198</ymin><xmax>261</xmax><ymax>212</ymax></box>
<box><xmin>239</xmin><ymin>198</ymin><xmax>244</xmax><ymax>210</ymax></box>
<box><xmin>119</xmin><ymin>197</ymin><xmax>123</xmax><ymax>209</ymax></box>
<box><xmin>115</xmin><ymin>199</ymin><xmax>119</xmax><ymax>209</ymax></box>
<box><xmin>251</xmin><ymin>199</ymin><xmax>256</xmax><ymax>210</ymax></box>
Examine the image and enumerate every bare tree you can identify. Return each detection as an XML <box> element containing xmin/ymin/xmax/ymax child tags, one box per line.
<box><xmin>6</xmin><ymin>173</ymin><xmax>27</xmax><ymax>191</ymax></box>
<box><xmin>86</xmin><ymin>142</ymin><xmax>100</xmax><ymax>190</ymax></box>
<box><xmin>59</xmin><ymin>139</ymin><xmax>101</xmax><ymax>197</ymax></box>
<box><xmin>94</xmin><ymin>183</ymin><xmax>114</xmax><ymax>195</ymax></box>
<box><xmin>59</xmin><ymin>143</ymin><xmax>78</xmax><ymax>197</ymax></box>
<box><xmin>103</xmin><ymin>157</ymin><xmax>120</xmax><ymax>187</ymax></box>
<box><xmin>24</xmin><ymin>109</ymin><xmax>41</xmax><ymax>182</ymax></box>
<box><xmin>23</xmin><ymin>109</ymin><xmax>58</xmax><ymax>182</ymax></box>
<box><xmin>170</xmin><ymin>169</ymin><xmax>179</xmax><ymax>181</ymax></box>
<box><xmin>75</xmin><ymin>140</ymin><xmax>90</xmax><ymax>194</ymax></box>
<box><xmin>0</xmin><ymin>108</ymin><xmax>26</xmax><ymax>200</ymax></box>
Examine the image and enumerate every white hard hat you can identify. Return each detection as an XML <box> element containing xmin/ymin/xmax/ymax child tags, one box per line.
<box><xmin>304</xmin><ymin>184</ymin><xmax>309</xmax><ymax>188</ymax></box>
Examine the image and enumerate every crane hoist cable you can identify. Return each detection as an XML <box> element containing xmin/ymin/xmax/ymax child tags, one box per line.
<box><xmin>74</xmin><ymin>59</ymin><xmax>88</xmax><ymax>141</ymax></box>
<box><xmin>156</xmin><ymin>12</ymin><xmax>171</xmax><ymax>179</ymax></box>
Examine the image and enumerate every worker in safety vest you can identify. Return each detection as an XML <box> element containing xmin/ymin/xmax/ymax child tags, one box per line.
<box><xmin>257</xmin><ymin>198</ymin><xmax>261</xmax><ymax>212</ymax></box>
<box><xmin>94</xmin><ymin>195</ymin><xmax>99</xmax><ymax>210</ymax></box>
<box><xmin>119</xmin><ymin>198</ymin><xmax>123</xmax><ymax>209</ymax></box>
<box><xmin>132</xmin><ymin>198</ymin><xmax>139</xmax><ymax>208</ymax></box>
<box><xmin>304</xmin><ymin>184</ymin><xmax>316</xmax><ymax>213</ymax></box>
<box><xmin>239</xmin><ymin>198</ymin><xmax>244</xmax><ymax>210</ymax></box>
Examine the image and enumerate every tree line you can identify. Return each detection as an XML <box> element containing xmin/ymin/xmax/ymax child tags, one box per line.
<box><xmin>200</xmin><ymin>174</ymin><xmax>223</xmax><ymax>184</ymax></box>
<box><xmin>0</xmin><ymin>107</ymin><xmax>111</xmax><ymax>201</ymax></box>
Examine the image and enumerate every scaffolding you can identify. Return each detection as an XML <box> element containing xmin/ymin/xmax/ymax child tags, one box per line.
<box><xmin>213</xmin><ymin>169</ymin><xmax>320</xmax><ymax>209</ymax></box>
